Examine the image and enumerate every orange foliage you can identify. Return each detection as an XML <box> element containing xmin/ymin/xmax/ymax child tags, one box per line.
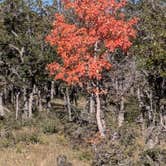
<box><xmin>46</xmin><ymin>0</ymin><xmax>137</xmax><ymax>86</ymax></box>
<box><xmin>85</xmin><ymin>132</ymin><xmax>104</xmax><ymax>145</ymax></box>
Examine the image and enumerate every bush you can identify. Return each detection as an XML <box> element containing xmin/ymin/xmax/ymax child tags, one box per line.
<box><xmin>12</xmin><ymin>128</ymin><xmax>42</xmax><ymax>144</ymax></box>
<box><xmin>0</xmin><ymin>138</ymin><xmax>12</xmax><ymax>148</ymax></box>
<box><xmin>41</xmin><ymin>119</ymin><xmax>60</xmax><ymax>134</ymax></box>
<box><xmin>78</xmin><ymin>150</ymin><xmax>92</xmax><ymax>161</ymax></box>
<box><xmin>118</xmin><ymin>125</ymin><xmax>138</xmax><ymax>146</ymax></box>
<box><xmin>139</xmin><ymin>148</ymin><xmax>166</xmax><ymax>166</ymax></box>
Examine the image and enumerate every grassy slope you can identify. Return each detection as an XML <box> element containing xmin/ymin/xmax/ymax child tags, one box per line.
<box><xmin>0</xmin><ymin>98</ymin><xmax>91</xmax><ymax>166</ymax></box>
<box><xmin>0</xmin><ymin>97</ymin><xmax>166</xmax><ymax>166</ymax></box>
<box><xmin>0</xmin><ymin>133</ymin><xmax>91</xmax><ymax>166</ymax></box>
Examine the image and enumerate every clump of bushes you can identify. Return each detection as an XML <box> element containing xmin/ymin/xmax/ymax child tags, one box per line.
<box><xmin>40</xmin><ymin>119</ymin><xmax>61</xmax><ymax>134</ymax></box>
<box><xmin>12</xmin><ymin>128</ymin><xmax>42</xmax><ymax>144</ymax></box>
<box><xmin>138</xmin><ymin>148</ymin><xmax>166</xmax><ymax>166</ymax></box>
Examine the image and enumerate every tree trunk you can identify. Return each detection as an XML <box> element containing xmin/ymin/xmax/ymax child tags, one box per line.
<box><xmin>141</xmin><ymin>112</ymin><xmax>146</xmax><ymax>139</ymax></box>
<box><xmin>66</xmin><ymin>87</ymin><xmax>72</xmax><ymax>121</ymax></box>
<box><xmin>89</xmin><ymin>93</ymin><xmax>95</xmax><ymax>114</ymax></box>
<box><xmin>149</xmin><ymin>90</ymin><xmax>153</xmax><ymax>124</ymax></box>
<box><xmin>22</xmin><ymin>88</ymin><xmax>28</xmax><ymax>119</ymax></box>
<box><xmin>50</xmin><ymin>81</ymin><xmax>55</xmax><ymax>101</ymax></box>
<box><xmin>118</xmin><ymin>96</ymin><xmax>125</xmax><ymax>127</ymax></box>
<box><xmin>0</xmin><ymin>93</ymin><xmax>4</xmax><ymax>118</ymax></box>
<box><xmin>160</xmin><ymin>103</ymin><xmax>166</xmax><ymax>128</ymax></box>
<box><xmin>28</xmin><ymin>92</ymin><xmax>33</xmax><ymax>118</ymax></box>
<box><xmin>15</xmin><ymin>92</ymin><xmax>20</xmax><ymax>120</ymax></box>
<box><xmin>96</xmin><ymin>92</ymin><xmax>105</xmax><ymax>137</ymax></box>
<box><xmin>137</xmin><ymin>87</ymin><xmax>146</xmax><ymax>135</ymax></box>
<box><xmin>4</xmin><ymin>88</ymin><xmax>7</xmax><ymax>105</ymax></box>
<box><xmin>28</xmin><ymin>85</ymin><xmax>35</xmax><ymax>118</ymax></box>
<box><xmin>160</xmin><ymin>112</ymin><xmax>166</xmax><ymax>129</ymax></box>
<box><xmin>11</xmin><ymin>87</ymin><xmax>15</xmax><ymax>104</ymax></box>
<box><xmin>38</xmin><ymin>90</ymin><xmax>43</xmax><ymax>112</ymax></box>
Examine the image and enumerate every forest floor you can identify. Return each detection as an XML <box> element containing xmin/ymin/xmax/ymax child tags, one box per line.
<box><xmin>0</xmin><ymin>97</ymin><xmax>166</xmax><ymax>166</ymax></box>
<box><xmin>0</xmin><ymin>98</ymin><xmax>92</xmax><ymax>166</ymax></box>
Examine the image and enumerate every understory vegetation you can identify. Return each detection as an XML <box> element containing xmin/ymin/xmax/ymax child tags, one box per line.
<box><xmin>0</xmin><ymin>97</ymin><xmax>165</xmax><ymax>165</ymax></box>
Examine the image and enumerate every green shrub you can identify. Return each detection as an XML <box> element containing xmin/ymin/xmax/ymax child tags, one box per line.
<box><xmin>41</xmin><ymin>119</ymin><xmax>60</xmax><ymax>134</ymax></box>
<box><xmin>13</xmin><ymin>128</ymin><xmax>42</xmax><ymax>144</ymax></box>
<box><xmin>0</xmin><ymin>138</ymin><xmax>12</xmax><ymax>148</ymax></box>
<box><xmin>139</xmin><ymin>148</ymin><xmax>166</xmax><ymax>166</ymax></box>
<box><xmin>78</xmin><ymin>150</ymin><xmax>92</xmax><ymax>161</ymax></box>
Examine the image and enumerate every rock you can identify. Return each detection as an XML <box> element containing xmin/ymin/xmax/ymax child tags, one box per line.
<box><xmin>56</xmin><ymin>155</ymin><xmax>73</xmax><ymax>166</ymax></box>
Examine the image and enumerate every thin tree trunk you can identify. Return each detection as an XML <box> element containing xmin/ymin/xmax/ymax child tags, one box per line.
<box><xmin>130</xmin><ymin>86</ymin><xmax>134</xmax><ymax>96</ymax></box>
<box><xmin>160</xmin><ymin>112</ymin><xmax>166</xmax><ymax>128</ymax></box>
<box><xmin>4</xmin><ymin>88</ymin><xmax>7</xmax><ymax>105</ymax></box>
<box><xmin>15</xmin><ymin>92</ymin><xmax>20</xmax><ymax>120</ymax></box>
<box><xmin>160</xmin><ymin>103</ymin><xmax>166</xmax><ymax>128</ymax></box>
<box><xmin>137</xmin><ymin>87</ymin><xmax>146</xmax><ymax>136</ymax></box>
<box><xmin>89</xmin><ymin>93</ymin><xmax>95</xmax><ymax>114</ymax></box>
<box><xmin>23</xmin><ymin>87</ymin><xmax>28</xmax><ymax>119</ymax></box>
<box><xmin>23</xmin><ymin>100</ymin><xmax>28</xmax><ymax>119</ymax></box>
<box><xmin>149</xmin><ymin>90</ymin><xmax>153</xmax><ymax>124</ymax></box>
<box><xmin>0</xmin><ymin>93</ymin><xmax>4</xmax><ymax>118</ymax></box>
<box><xmin>96</xmin><ymin>92</ymin><xmax>105</xmax><ymax>137</ymax></box>
<box><xmin>28</xmin><ymin>92</ymin><xmax>33</xmax><ymax>118</ymax></box>
<box><xmin>118</xmin><ymin>96</ymin><xmax>125</xmax><ymax>127</ymax></box>
<box><xmin>38</xmin><ymin>90</ymin><xmax>43</xmax><ymax>112</ymax></box>
<box><xmin>63</xmin><ymin>91</ymin><xmax>67</xmax><ymax>111</ymax></box>
<box><xmin>50</xmin><ymin>81</ymin><xmax>55</xmax><ymax>101</ymax></box>
<box><xmin>11</xmin><ymin>87</ymin><xmax>14</xmax><ymax>104</ymax></box>
<box><xmin>28</xmin><ymin>85</ymin><xmax>35</xmax><ymax>118</ymax></box>
<box><xmin>66</xmin><ymin>87</ymin><xmax>72</xmax><ymax>121</ymax></box>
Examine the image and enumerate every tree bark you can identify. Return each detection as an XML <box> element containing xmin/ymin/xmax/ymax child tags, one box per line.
<box><xmin>15</xmin><ymin>92</ymin><xmax>20</xmax><ymax>120</ymax></box>
<box><xmin>28</xmin><ymin>92</ymin><xmax>33</xmax><ymax>118</ymax></box>
<box><xmin>96</xmin><ymin>92</ymin><xmax>105</xmax><ymax>137</ymax></box>
<box><xmin>137</xmin><ymin>87</ymin><xmax>146</xmax><ymax>136</ymax></box>
<box><xmin>118</xmin><ymin>96</ymin><xmax>125</xmax><ymax>127</ymax></box>
<box><xmin>66</xmin><ymin>87</ymin><xmax>72</xmax><ymax>121</ymax></box>
<box><xmin>22</xmin><ymin>88</ymin><xmax>28</xmax><ymax>119</ymax></box>
<box><xmin>28</xmin><ymin>85</ymin><xmax>35</xmax><ymax>118</ymax></box>
<box><xmin>38</xmin><ymin>90</ymin><xmax>43</xmax><ymax>112</ymax></box>
<box><xmin>89</xmin><ymin>93</ymin><xmax>95</xmax><ymax>114</ymax></box>
<box><xmin>0</xmin><ymin>93</ymin><xmax>4</xmax><ymax>118</ymax></box>
<box><xmin>50</xmin><ymin>81</ymin><xmax>55</xmax><ymax>101</ymax></box>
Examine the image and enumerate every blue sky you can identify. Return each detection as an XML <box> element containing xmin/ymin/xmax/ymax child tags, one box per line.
<box><xmin>43</xmin><ymin>0</ymin><xmax>53</xmax><ymax>5</ymax></box>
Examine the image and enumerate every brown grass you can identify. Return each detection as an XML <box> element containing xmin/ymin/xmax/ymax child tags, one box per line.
<box><xmin>0</xmin><ymin>134</ymin><xmax>91</xmax><ymax>166</ymax></box>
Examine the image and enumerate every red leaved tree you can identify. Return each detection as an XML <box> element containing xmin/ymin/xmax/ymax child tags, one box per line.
<box><xmin>46</xmin><ymin>0</ymin><xmax>137</xmax><ymax>137</ymax></box>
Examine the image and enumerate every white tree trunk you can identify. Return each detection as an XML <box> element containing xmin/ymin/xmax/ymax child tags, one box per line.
<box><xmin>118</xmin><ymin>96</ymin><xmax>125</xmax><ymax>127</ymax></box>
<box><xmin>96</xmin><ymin>92</ymin><xmax>105</xmax><ymax>137</ymax></box>
<box><xmin>0</xmin><ymin>93</ymin><xmax>4</xmax><ymax>117</ymax></box>
<box><xmin>23</xmin><ymin>88</ymin><xmax>28</xmax><ymax>119</ymax></box>
<box><xmin>137</xmin><ymin>87</ymin><xmax>146</xmax><ymax>137</ymax></box>
<box><xmin>4</xmin><ymin>88</ymin><xmax>7</xmax><ymax>104</ymax></box>
<box><xmin>15</xmin><ymin>92</ymin><xmax>20</xmax><ymax>120</ymax></box>
<box><xmin>50</xmin><ymin>81</ymin><xmax>55</xmax><ymax>101</ymax></box>
<box><xmin>28</xmin><ymin>85</ymin><xmax>35</xmax><ymax>118</ymax></box>
<box><xmin>28</xmin><ymin>92</ymin><xmax>33</xmax><ymax>118</ymax></box>
<box><xmin>66</xmin><ymin>88</ymin><xmax>72</xmax><ymax>121</ymax></box>
<box><xmin>149</xmin><ymin>90</ymin><xmax>153</xmax><ymax>122</ymax></box>
<box><xmin>89</xmin><ymin>94</ymin><xmax>95</xmax><ymax>114</ymax></box>
<box><xmin>38</xmin><ymin>90</ymin><xmax>43</xmax><ymax>112</ymax></box>
<box><xmin>11</xmin><ymin>87</ymin><xmax>14</xmax><ymax>104</ymax></box>
<box><xmin>160</xmin><ymin>104</ymin><xmax>166</xmax><ymax>129</ymax></box>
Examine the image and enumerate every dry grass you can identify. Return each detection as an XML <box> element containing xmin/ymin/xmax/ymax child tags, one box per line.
<box><xmin>0</xmin><ymin>134</ymin><xmax>91</xmax><ymax>166</ymax></box>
